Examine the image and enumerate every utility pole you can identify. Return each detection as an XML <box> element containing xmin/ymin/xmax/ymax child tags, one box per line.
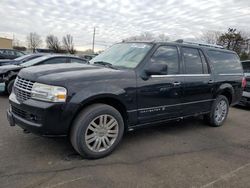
<box><xmin>92</xmin><ymin>27</ymin><xmax>96</xmax><ymax>53</ymax></box>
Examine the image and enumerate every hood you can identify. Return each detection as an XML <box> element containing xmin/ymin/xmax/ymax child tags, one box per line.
<box><xmin>19</xmin><ymin>63</ymin><xmax>121</xmax><ymax>84</ymax></box>
<box><xmin>0</xmin><ymin>64</ymin><xmax>22</xmax><ymax>74</ymax></box>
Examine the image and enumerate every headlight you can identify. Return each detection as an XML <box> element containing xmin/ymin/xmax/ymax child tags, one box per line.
<box><xmin>31</xmin><ymin>83</ymin><xmax>67</xmax><ymax>103</ymax></box>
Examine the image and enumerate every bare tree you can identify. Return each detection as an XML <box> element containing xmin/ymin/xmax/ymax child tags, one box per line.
<box><xmin>26</xmin><ymin>32</ymin><xmax>42</xmax><ymax>52</ymax></box>
<box><xmin>158</xmin><ymin>33</ymin><xmax>169</xmax><ymax>41</ymax></box>
<box><xmin>123</xmin><ymin>32</ymin><xmax>170</xmax><ymax>42</ymax></box>
<box><xmin>46</xmin><ymin>35</ymin><xmax>61</xmax><ymax>53</ymax></box>
<box><xmin>123</xmin><ymin>32</ymin><xmax>155</xmax><ymax>42</ymax></box>
<box><xmin>218</xmin><ymin>28</ymin><xmax>244</xmax><ymax>55</ymax></box>
<box><xmin>62</xmin><ymin>34</ymin><xmax>75</xmax><ymax>54</ymax></box>
<box><xmin>139</xmin><ymin>32</ymin><xmax>154</xmax><ymax>41</ymax></box>
<box><xmin>197</xmin><ymin>30</ymin><xmax>221</xmax><ymax>44</ymax></box>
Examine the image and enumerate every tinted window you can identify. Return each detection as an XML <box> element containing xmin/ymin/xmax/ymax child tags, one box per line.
<box><xmin>182</xmin><ymin>47</ymin><xmax>203</xmax><ymax>74</ymax></box>
<box><xmin>199</xmin><ymin>50</ymin><xmax>210</xmax><ymax>74</ymax></box>
<box><xmin>207</xmin><ymin>50</ymin><xmax>242</xmax><ymax>74</ymax></box>
<box><xmin>42</xmin><ymin>57</ymin><xmax>68</xmax><ymax>65</ymax></box>
<box><xmin>151</xmin><ymin>46</ymin><xmax>179</xmax><ymax>74</ymax></box>
<box><xmin>15</xmin><ymin>51</ymin><xmax>23</xmax><ymax>57</ymax></box>
<box><xmin>70</xmin><ymin>58</ymin><xmax>86</xmax><ymax>64</ymax></box>
<box><xmin>21</xmin><ymin>56</ymin><xmax>50</xmax><ymax>67</ymax></box>
<box><xmin>3</xmin><ymin>50</ymin><xmax>14</xmax><ymax>55</ymax></box>
<box><xmin>242</xmin><ymin>61</ymin><xmax>250</xmax><ymax>73</ymax></box>
<box><xmin>5</xmin><ymin>50</ymin><xmax>14</xmax><ymax>55</ymax></box>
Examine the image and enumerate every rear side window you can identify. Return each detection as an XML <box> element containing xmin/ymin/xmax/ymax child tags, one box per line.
<box><xmin>42</xmin><ymin>57</ymin><xmax>68</xmax><ymax>65</ymax></box>
<box><xmin>15</xmin><ymin>51</ymin><xmax>23</xmax><ymax>57</ymax></box>
<box><xmin>182</xmin><ymin>47</ymin><xmax>203</xmax><ymax>74</ymax></box>
<box><xmin>242</xmin><ymin>61</ymin><xmax>250</xmax><ymax>73</ymax></box>
<box><xmin>207</xmin><ymin>50</ymin><xmax>242</xmax><ymax>74</ymax></box>
<box><xmin>151</xmin><ymin>46</ymin><xmax>179</xmax><ymax>74</ymax></box>
<box><xmin>70</xmin><ymin>58</ymin><xmax>87</xmax><ymax>64</ymax></box>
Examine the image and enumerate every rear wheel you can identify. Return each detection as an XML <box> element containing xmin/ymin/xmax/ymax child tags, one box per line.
<box><xmin>70</xmin><ymin>104</ymin><xmax>124</xmax><ymax>159</ymax></box>
<box><xmin>204</xmin><ymin>95</ymin><xmax>229</xmax><ymax>127</ymax></box>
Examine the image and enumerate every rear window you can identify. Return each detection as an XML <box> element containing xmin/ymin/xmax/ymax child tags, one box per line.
<box><xmin>207</xmin><ymin>50</ymin><xmax>242</xmax><ymax>74</ymax></box>
<box><xmin>242</xmin><ymin>61</ymin><xmax>250</xmax><ymax>73</ymax></box>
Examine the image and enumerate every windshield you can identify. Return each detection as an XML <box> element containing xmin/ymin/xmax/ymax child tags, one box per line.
<box><xmin>89</xmin><ymin>43</ymin><xmax>152</xmax><ymax>68</ymax></box>
<box><xmin>21</xmin><ymin>56</ymin><xmax>50</xmax><ymax>67</ymax></box>
<box><xmin>242</xmin><ymin>61</ymin><xmax>250</xmax><ymax>73</ymax></box>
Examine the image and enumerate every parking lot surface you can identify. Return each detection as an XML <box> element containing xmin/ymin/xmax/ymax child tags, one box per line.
<box><xmin>0</xmin><ymin>90</ymin><xmax>250</xmax><ymax>188</ymax></box>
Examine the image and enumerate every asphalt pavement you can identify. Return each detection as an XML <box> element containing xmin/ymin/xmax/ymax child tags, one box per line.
<box><xmin>0</xmin><ymin>90</ymin><xmax>250</xmax><ymax>188</ymax></box>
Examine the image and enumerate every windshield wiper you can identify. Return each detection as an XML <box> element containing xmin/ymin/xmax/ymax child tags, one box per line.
<box><xmin>93</xmin><ymin>61</ymin><xmax>117</xmax><ymax>69</ymax></box>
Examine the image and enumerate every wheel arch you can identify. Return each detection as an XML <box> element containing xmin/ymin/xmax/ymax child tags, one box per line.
<box><xmin>216</xmin><ymin>84</ymin><xmax>234</xmax><ymax>104</ymax></box>
<box><xmin>69</xmin><ymin>94</ymin><xmax>129</xmax><ymax>133</ymax></box>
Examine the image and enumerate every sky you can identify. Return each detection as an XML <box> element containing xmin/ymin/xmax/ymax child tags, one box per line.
<box><xmin>0</xmin><ymin>0</ymin><xmax>250</xmax><ymax>51</ymax></box>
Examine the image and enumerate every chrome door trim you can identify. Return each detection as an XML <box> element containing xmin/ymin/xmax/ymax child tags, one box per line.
<box><xmin>127</xmin><ymin>99</ymin><xmax>215</xmax><ymax>113</ymax></box>
<box><xmin>151</xmin><ymin>74</ymin><xmax>211</xmax><ymax>78</ymax></box>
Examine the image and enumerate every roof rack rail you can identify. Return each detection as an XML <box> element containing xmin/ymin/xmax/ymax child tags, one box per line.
<box><xmin>122</xmin><ymin>39</ymin><xmax>156</xmax><ymax>43</ymax></box>
<box><xmin>175</xmin><ymin>39</ymin><xmax>224</xmax><ymax>49</ymax></box>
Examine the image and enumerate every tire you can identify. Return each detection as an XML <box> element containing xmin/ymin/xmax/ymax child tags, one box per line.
<box><xmin>7</xmin><ymin>79</ymin><xmax>15</xmax><ymax>94</ymax></box>
<box><xmin>70</xmin><ymin>103</ymin><xmax>124</xmax><ymax>159</ymax></box>
<box><xmin>204</xmin><ymin>95</ymin><xmax>229</xmax><ymax>127</ymax></box>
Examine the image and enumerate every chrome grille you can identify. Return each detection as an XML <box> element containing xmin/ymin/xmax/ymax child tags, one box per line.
<box><xmin>14</xmin><ymin>77</ymin><xmax>34</xmax><ymax>103</ymax></box>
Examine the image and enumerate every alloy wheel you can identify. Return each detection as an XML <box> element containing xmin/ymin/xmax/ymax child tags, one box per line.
<box><xmin>85</xmin><ymin>114</ymin><xmax>119</xmax><ymax>152</ymax></box>
<box><xmin>214</xmin><ymin>99</ymin><xmax>228</xmax><ymax>124</ymax></box>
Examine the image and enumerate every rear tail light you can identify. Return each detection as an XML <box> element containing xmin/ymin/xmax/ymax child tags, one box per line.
<box><xmin>242</xmin><ymin>77</ymin><xmax>247</xmax><ymax>88</ymax></box>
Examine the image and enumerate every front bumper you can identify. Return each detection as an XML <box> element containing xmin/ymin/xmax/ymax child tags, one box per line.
<box><xmin>7</xmin><ymin>93</ymin><xmax>71</xmax><ymax>136</ymax></box>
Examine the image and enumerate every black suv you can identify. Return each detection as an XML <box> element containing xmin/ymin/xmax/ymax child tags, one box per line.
<box><xmin>7</xmin><ymin>41</ymin><xmax>244</xmax><ymax>159</ymax></box>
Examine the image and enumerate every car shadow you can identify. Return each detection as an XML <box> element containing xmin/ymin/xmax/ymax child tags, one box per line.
<box><xmin>33</xmin><ymin>117</ymin><xmax>210</xmax><ymax>161</ymax></box>
<box><xmin>0</xmin><ymin>91</ymin><xmax>8</xmax><ymax>98</ymax></box>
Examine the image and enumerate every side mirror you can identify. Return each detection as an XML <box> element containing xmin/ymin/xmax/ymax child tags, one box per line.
<box><xmin>145</xmin><ymin>63</ymin><xmax>168</xmax><ymax>76</ymax></box>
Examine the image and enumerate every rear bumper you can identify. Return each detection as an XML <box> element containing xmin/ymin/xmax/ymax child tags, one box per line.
<box><xmin>7</xmin><ymin>93</ymin><xmax>74</xmax><ymax>136</ymax></box>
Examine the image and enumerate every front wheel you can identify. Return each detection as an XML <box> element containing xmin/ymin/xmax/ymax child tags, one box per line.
<box><xmin>204</xmin><ymin>95</ymin><xmax>229</xmax><ymax>127</ymax></box>
<box><xmin>70</xmin><ymin>104</ymin><xmax>124</xmax><ymax>159</ymax></box>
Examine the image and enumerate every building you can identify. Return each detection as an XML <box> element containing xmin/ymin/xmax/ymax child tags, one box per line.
<box><xmin>0</xmin><ymin>37</ymin><xmax>13</xmax><ymax>49</ymax></box>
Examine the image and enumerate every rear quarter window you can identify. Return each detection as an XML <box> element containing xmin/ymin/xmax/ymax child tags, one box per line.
<box><xmin>242</xmin><ymin>61</ymin><xmax>250</xmax><ymax>73</ymax></box>
<box><xmin>207</xmin><ymin>50</ymin><xmax>242</xmax><ymax>74</ymax></box>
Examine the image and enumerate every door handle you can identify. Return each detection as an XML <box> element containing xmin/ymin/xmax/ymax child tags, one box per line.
<box><xmin>208</xmin><ymin>80</ymin><xmax>214</xmax><ymax>84</ymax></box>
<box><xmin>173</xmin><ymin>82</ymin><xmax>181</xmax><ymax>87</ymax></box>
